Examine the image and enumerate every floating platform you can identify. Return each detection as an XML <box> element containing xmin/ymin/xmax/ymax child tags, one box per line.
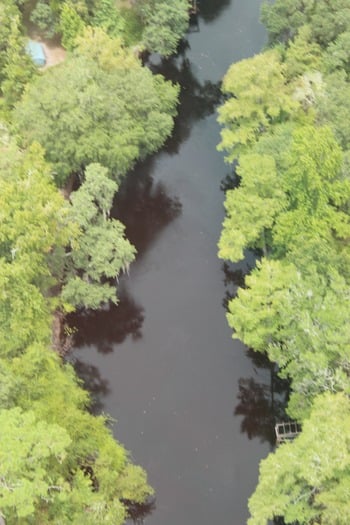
<box><xmin>275</xmin><ymin>421</ymin><xmax>301</xmax><ymax>444</ymax></box>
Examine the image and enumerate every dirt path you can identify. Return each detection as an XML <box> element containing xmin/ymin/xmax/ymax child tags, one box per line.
<box><xmin>40</xmin><ymin>40</ymin><xmax>66</xmax><ymax>69</ymax></box>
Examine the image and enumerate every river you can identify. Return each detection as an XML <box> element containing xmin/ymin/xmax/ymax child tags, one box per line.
<box><xmin>69</xmin><ymin>1</ymin><xmax>274</xmax><ymax>523</ymax></box>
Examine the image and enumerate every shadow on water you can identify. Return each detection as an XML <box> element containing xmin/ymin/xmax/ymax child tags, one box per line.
<box><xmin>222</xmin><ymin>261</ymin><xmax>248</xmax><ymax>310</ymax></box>
<box><xmin>72</xmin><ymin>359</ymin><xmax>110</xmax><ymax>414</ymax></box>
<box><xmin>221</xmin><ymin>255</ymin><xmax>290</xmax><ymax>446</ymax></box>
<box><xmin>220</xmin><ymin>160</ymin><xmax>240</xmax><ymax>193</ymax></box>
<box><xmin>125</xmin><ymin>497</ymin><xmax>156</xmax><ymax>525</ymax></box>
<box><xmin>147</xmin><ymin>45</ymin><xmax>223</xmax><ymax>155</ymax></box>
<box><xmin>235</xmin><ymin>350</ymin><xmax>290</xmax><ymax>446</ymax></box>
<box><xmin>113</xmin><ymin>166</ymin><xmax>182</xmax><ymax>257</ymax></box>
<box><xmin>68</xmin><ymin>285</ymin><xmax>145</xmax><ymax>354</ymax></box>
<box><xmin>198</xmin><ymin>0</ymin><xmax>232</xmax><ymax>22</ymax></box>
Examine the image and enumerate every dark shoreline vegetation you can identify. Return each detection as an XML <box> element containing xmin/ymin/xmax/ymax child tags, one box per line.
<box><xmin>1</xmin><ymin>0</ymin><xmax>350</xmax><ymax>524</ymax></box>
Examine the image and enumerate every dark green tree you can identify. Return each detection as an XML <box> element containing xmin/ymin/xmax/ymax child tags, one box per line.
<box><xmin>136</xmin><ymin>0</ymin><xmax>189</xmax><ymax>56</ymax></box>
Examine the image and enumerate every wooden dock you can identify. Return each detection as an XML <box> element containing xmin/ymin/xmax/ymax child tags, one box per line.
<box><xmin>275</xmin><ymin>421</ymin><xmax>301</xmax><ymax>444</ymax></box>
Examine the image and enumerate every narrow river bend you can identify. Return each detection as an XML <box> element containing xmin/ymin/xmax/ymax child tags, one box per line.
<box><xmin>70</xmin><ymin>2</ymin><xmax>271</xmax><ymax>523</ymax></box>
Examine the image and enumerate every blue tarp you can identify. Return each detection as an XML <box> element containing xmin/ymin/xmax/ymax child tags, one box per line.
<box><xmin>26</xmin><ymin>40</ymin><xmax>46</xmax><ymax>67</ymax></box>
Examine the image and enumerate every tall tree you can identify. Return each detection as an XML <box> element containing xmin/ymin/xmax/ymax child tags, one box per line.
<box><xmin>62</xmin><ymin>163</ymin><xmax>136</xmax><ymax>309</ymax></box>
<box><xmin>0</xmin><ymin>344</ymin><xmax>153</xmax><ymax>523</ymax></box>
<box><xmin>217</xmin><ymin>50</ymin><xmax>298</xmax><ymax>162</ymax></box>
<box><xmin>0</xmin><ymin>1</ymin><xmax>36</xmax><ymax>116</ymax></box>
<box><xmin>136</xmin><ymin>0</ymin><xmax>189</xmax><ymax>56</ymax></box>
<box><xmin>218</xmin><ymin>153</ymin><xmax>286</xmax><ymax>262</ymax></box>
<box><xmin>0</xmin><ymin>141</ymin><xmax>73</xmax><ymax>356</ymax></box>
<box><xmin>0</xmin><ymin>407</ymin><xmax>71</xmax><ymax>522</ymax></box>
<box><xmin>218</xmin><ymin>125</ymin><xmax>350</xmax><ymax>266</ymax></box>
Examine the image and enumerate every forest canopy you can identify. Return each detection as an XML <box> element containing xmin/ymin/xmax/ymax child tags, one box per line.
<box><xmin>217</xmin><ymin>2</ymin><xmax>350</xmax><ymax>524</ymax></box>
<box><xmin>0</xmin><ymin>0</ymin><xmax>188</xmax><ymax>521</ymax></box>
<box><xmin>14</xmin><ymin>29</ymin><xmax>179</xmax><ymax>186</ymax></box>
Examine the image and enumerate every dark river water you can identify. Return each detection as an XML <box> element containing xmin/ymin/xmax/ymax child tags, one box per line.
<box><xmin>70</xmin><ymin>2</ymin><xmax>276</xmax><ymax>523</ymax></box>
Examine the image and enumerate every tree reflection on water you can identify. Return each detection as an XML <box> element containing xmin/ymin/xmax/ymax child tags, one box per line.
<box><xmin>221</xmin><ymin>258</ymin><xmax>290</xmax><ymax>446</ymax></box>
<box><xmin>71</xmin><ymin>359</ymin><xmax>110</xmax><ymax>415</ymax></box>
<box><xmin>125</xmin><ymin>496</ymin><xmax>156</xmax><ymax>525</ymax></box>
<box><xmin>235</xmin><ymin>350</ymin><xmax>290</xmax><ymax>446</ymax></box>
<box><xmin>113</xmin><ymin>167</ymin><xmax>182</xmax><ymax>257</ymax></box>
<box><xmin>68</xmin><ymin>285</ymin><xmax>144</xmax><ymax>354</ymax></box>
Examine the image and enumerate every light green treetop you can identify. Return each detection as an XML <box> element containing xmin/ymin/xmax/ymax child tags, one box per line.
<box><xmin>217</xmin><ymin>49</ymin><xmax>298</xmax><ymax>161</ymax></box>
<box><xmin>248</xmin><ymin>392</ymin><xmax>350</xmax><ymax>525</ymax></box>
<box><xmin>0</xmin><ymin>407</ymin><xmax>71</xmax><ymax>521</ymax></box>
<box><xmin>218</xmin><ymin>153</ymin><xmax>286</xmax><ymax>262</ymax></box>
<box><xmin>219</xmin><ymin>124</ymin><xmax>350</xmax><ymax>266</ymax></box>
<box><xmin>0</xmin><ymin>141</ymin><xmax>73</xmax><ymax>355</ymax></box>
<box><xmin>62</xmin><ymin>163</ymin><xmax>136</xmax><ymax>309</ymax></box>
<box><xmin>229</xmin><ymin>258</ymin><xmax>350</xmax><ymax>419</ymax></box>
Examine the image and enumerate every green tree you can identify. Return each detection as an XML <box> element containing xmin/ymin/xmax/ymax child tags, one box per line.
<box><xmin>261</xmin><ymin>0</ymin><xmax>350</xmax><ymax>48</ymax></box>
<box><xmin>136</xmin><ymin>0</ymin><xmax>189</xmax><ymax>56</ymax></box>
<box><xmin>217</xmin><ymin>50</ymin><xmax>298</xmax><ymax>161</ymax></box>
<box><xmin>218</xmin><ymin>125</ymin><xmax>350</xmax><ymax>265</ymax></box>
<box><xmin>0</xmin><ymin>407</ymin><xmax>71</xmax><ymax>522</ymax></box>
<box><xmin>0</xmin><ymin>141</ymin><xmax>73</xmax><ymax>355</ymax></box>
<box><xmin>260</xmin><ymin>0</ymin><xmax>314</xmax><ymax>44</ymax></box>
<box><xmin>323</xmin><ymin>31</ymin><xmax>350</xmax><ymax>76</ymax></box>
<box><xmin>229</xmin><ymin>259</ymin><xmax>350</xmax><ymax>419</ymax></box>
<box><xmin>316</xmin><ymin>70</ymin><xmax>350</xmax><ymax>151</ymax></box>
<box><xmin>218</xmin><ymin>153</ymin><xmax>286</xmax><ymax>262</ymax></box>
<box><xmin>14</xmin><ymin>29</ymin><xmax>179</xmax><ymax>186</ymax></box>
<box><xmin>59</xmin><ymin>2</ymin><xmax>85</xmax><ymax>50</ymax></box>
<box><xmin>0</xmin><ymin>343</ymin><xmax>153</xmax><ymax>524</ymax></box>
<box><xmin>91</xmin><ymin>0</ymin><xmax>125</xmax><ymax>38</ymax></box>
<box><xmin>62</xmin><ymin>163</ymin><xmax>136</xmax><ymax>309</ymax></box>
<box><xmin>310</xmin><ymin>0</ymin><xmax>350</xmax><ymax>48</ymax></box>
<box><xmin>248</xmin><ymin>393</ymin><xmax>350</xmax><ymax>525</ymax></box>
<box><xmin>30</xmin><ymin>0</ymin><xmax>58</xmax><ymax>38</ymax></box>
<box><xmin>0</xmin><ymin>2</ymin><xmax>35</xmax><ymax>117</ymax></box>
<box><xmin>283</xmin><ymin>25</ymin><xmax>322</xmax><ymax>81</ymax></box>
<box><xmin>273</xmin><ymin>125</ymin><xmax>349</xmax><ymax>257</ymax></box>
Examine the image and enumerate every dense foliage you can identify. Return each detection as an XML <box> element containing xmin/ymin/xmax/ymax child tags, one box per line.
<box><xmin>0</xmin><ymin>0</ymin><xmax>185</xmax><ymax>522</ymax></box>
<box><xmin>25</xmin><ymin>0</ymin><xmax>189</xmax><ymax>55</ymax></box>
<box><xmin>14</xmin><ymin>28</ymin><xmax>179</xmax><ymax>186</ymax></box>
<box><xmin>217</xmin><ymin>2</ymin><xmax>350</xmax><ymax>523</ymax></box>
<box><xmin>135</xmin><ymin>0</ymin><xmax>190</xmax><ymax>56</ymax></box>
<box><xmin>0</xmin><ymin>131</ymin><xmax>154</xmax><ymax>523</ymax></box>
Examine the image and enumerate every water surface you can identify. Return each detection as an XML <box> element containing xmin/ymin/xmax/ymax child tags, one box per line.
<box><xmin>70</xmin><ymin>2</ymin><xmax>274</xmax><ymax>523</ymax></box>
